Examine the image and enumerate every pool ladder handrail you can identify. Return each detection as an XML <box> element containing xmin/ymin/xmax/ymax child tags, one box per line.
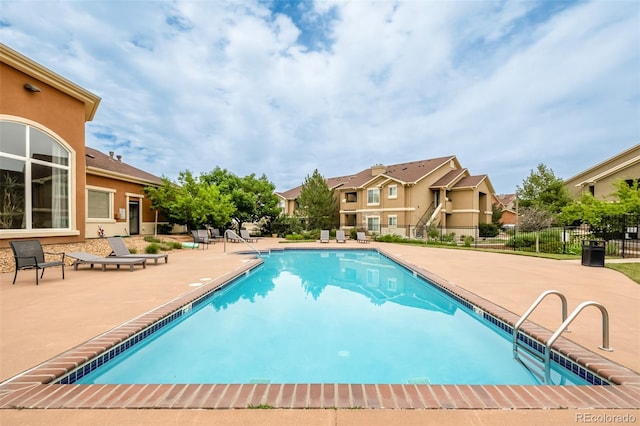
<box><xmin>543</xmin><ymin>300</ymin><xmax>613</xmax><ymax>382</ymax></box>
<box><xmin>514</xmin><ymin>291</ymin><xmax>614</xmax><ymax>383</ymax></box>
<box><xmin>512</xmin><ymin>290</ymin><xmax>569</xmax><ymax>358</ymax></box>
<box><xmin>223</xmin><ymin>230</ymin><xmax>262</xmax><ymax>258</ymax></box>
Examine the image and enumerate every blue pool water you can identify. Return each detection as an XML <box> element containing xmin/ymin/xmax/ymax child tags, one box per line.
<box><xmin>77</xmin><ymin>249</ymin><xmax>588</xmax><ymax>385</ymax></box>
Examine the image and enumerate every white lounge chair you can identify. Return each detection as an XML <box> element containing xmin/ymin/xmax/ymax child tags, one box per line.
<box><xmin>66</xmin><ymin>252</ymin><xmax>146</xmax><ymax>271</ymax></box>
<box><xmin>336</xmin><ymin>230</ymin><xmax>347</xmax><ymax>243</ymax></box>
<box><xmin>320</xmin><ymin>230</ymin><xmax>330</xmax><ymax>243</ymax></box>
<box><xmin>240</xmin><ymin>230</ymin><xmax>259</xmax><ymax>242</ymax></box>
<box><xmin>107</xmin><ymin>237</ymin><xmax>168</xmax><ymax>264</ymax></box>
<box><xmin>357</xmin><ymin>232</ymin><xmax>370</xmax><ymax>244</ymax></box>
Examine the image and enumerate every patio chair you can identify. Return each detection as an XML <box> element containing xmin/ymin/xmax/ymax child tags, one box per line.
<box><xmin>336</xmin><ymin>230</ymin><xmax>347</xmax><ymax>243</ymax></box>
<box><xmin>209</xmin><ymin>228</ymin><xmax>224</xmax><ymax>240</ymax></box>
<box><xmin>66</xmin><ymin>252</ymin><xmax>146</xmax><ymax>271</ymax></box>
<box><xmin>107</xmin><ymin>237</ymin><xmax>168</xmax><ymax>265</ymax></box>
<box><xmin>9</xmin><ymin>239</ymin><xmax>65</xmax><ymax>285</ymax></box>
<box><xmin>225</xmin><ymin>230</ymin><xmax>241</xmax><ymax>242</ymax></box>
<box><xmin>357</xmin><ymin>232</ymin><xmax>370</xmax><ymax>244</ymax></box>
<box><xmin>320</xmin><ymin>230</ymin><xmax>330</xmax><ymax>243</ymax></box>
<box><xmin>192</xmin><ymin>230</ymin><xmax>212</xmax><ymax>249</ymax></box>
<box><xmin>240</xmin><ymin>229</ymin><xmax>259</xmax><ymax>242</ymax></box>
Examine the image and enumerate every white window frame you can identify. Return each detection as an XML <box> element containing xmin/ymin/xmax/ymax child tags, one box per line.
<box><xmin>367</xmin><ymin>188</ymin><xmax>380</xmax><ymax>205</ymax></box>
<box><xmin>388</xmin><ymin>215</ymin><xmax>397</xmax><ymax>227</ymax></box>
<box><xmin>388</xmin><ymin>185</ymin><xmax>397</xmax><ymax>199</ymax></box>
<box><xmin>86</xmin><ymin>185</ymin><xmax>115</xmax><ymax>222</ymax></box>
<box><xmin>0</xmin><ymin>120</ymin><xmax>74</xmax><ymax>235</ymax></box>
<box><xmin>367</xmin><ymin>216</ymin><xmax>380</xmax><ymax>233</ymax></box>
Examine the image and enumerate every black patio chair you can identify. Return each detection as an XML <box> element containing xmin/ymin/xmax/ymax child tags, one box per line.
<box><xmin>9</xmin><ymin>239</ymin><xmax>65</xmax><ymax>285</ymax></box>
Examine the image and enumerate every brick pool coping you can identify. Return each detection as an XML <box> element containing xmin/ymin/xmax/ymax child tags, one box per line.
<box><xmin>1</xmin><ymin>247</ymin><xmax>639</xmax><ymax>410</ymax></box>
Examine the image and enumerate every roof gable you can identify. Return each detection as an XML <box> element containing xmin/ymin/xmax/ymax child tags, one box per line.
<box><xmin>430</xmin><ymin>169</ymin><xmax>469</xmax><ymax>189</ymax></box>
<box><xmin>565</xmin><ymin>144</ymin><xmax>640</xmax><ymax>186</ymax></box>
<box><xmin>1</xmin><ymin>43</ymin><xmax>101</xmax><ymax>121</ymax></box>
<box><xmin>452</xmin><ymin>175</ymin><xmax>488</xmax><ymax>189</ymax></box>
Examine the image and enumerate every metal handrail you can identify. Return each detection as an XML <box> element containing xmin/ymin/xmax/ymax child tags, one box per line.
<box><xmin>223</xmin><ymin>230</ymin><xmax>262</xmax><ymax>258</ymax></box>
<box><xmin>543</xmin><ymin>301</ymin><xmax>613</xmax><ymax>382</ymax></box>
<box><xmin>513</xmin><ymin>290</ymin><xmax>569</xmax><ymax>357</ymax></box>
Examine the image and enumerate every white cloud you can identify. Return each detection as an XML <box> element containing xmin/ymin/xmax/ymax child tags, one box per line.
<box><xmin>1</xmin><ymin>0</ymin><xmax>638</xmax><ymax>194</ymax></box>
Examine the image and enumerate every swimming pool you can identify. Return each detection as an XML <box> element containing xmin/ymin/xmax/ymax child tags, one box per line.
<box><xmin>3</xmin><ymin>246</ymin><xmax>639</xmax><ymax>410</ymax></box>
<box><xmin>71</xmin><ymin>249</ymin><xmax>589</xmax><ymax>385</ymax></box>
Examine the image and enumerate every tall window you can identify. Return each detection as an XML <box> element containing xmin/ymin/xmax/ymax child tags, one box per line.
<box><xmin>388</xmin><ymin>185</ymin><xmax>397</xmax><ymax>199</ymax></box>
<box><xmin>367</xmin><ymin>216</ymin><xmax>380</xmax><ymax>233</ymax></box>
<box><xmin>367</xmin><ymin>188</ymin><xmax>380</xmax><ymax>205</ymax></box>
<box><xmin>0</xmin><ymin>121</ymin><xmax>71</xmax><ymax>230</ymax></box>
<box><xmin>388</xmin><ymin>215</ymin><xmax>397</xmax><ymax>227</ymax></box>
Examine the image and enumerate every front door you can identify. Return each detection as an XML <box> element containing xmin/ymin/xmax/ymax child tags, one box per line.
<box><xmin>128</xmin><ymin>200</ymin><xmax>140</xmax><ymax>235</ymax></box>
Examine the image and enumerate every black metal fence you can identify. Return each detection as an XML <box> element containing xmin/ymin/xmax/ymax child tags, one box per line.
<box><xmin>355</xmin><ymin>214</ymin><xmax>640</xmax><ymax>258</ymax></box>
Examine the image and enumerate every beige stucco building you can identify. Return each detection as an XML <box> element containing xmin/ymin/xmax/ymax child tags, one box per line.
<box><xmin>564</xmin><ymin>144</ymin><xmax>640</xmax><ymax>200</ymax></box>
<box><xmin>279</xmin><ymin>156</ymin><xmax>495</xmax><ymax>238</ymax></box>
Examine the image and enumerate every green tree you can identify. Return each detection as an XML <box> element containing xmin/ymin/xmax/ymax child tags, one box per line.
<box><xmin>201</xmin><ymin>167</ymin><xmax>280</xmax><ymax>233</ymax></box>
<box><xmin>143</xmin><ymin>177</ymin><xmax>179</xmax><ymax>224</ymax></box>
<box><xmin>144</xmin><ymin>171</ymin><xmax>234</xmax><ymax>230</ymax></box>
<box><xmin>295</xmin><ymin>169</ymin><xmax>339</xmax><ymax>230</ymax></box>
<box><xmin>559</xmin><ymin>179</ymin><xmax>640</xmax><ymax>226</ymax></box>
<box><xmin>517</xmin><ymin>164</ymin><xmax>571</xmax><ymax>215</ymax></box>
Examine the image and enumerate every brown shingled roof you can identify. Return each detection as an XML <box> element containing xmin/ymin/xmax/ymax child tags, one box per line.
<box><xmin>85</xmin><ymin>147</ymin><xmax>163</xmax><ymax>185</ymax></box>
<box><xmin>430</xmin><ymin>169</ymin><xmax>469</xmax><ymax>188</ymax></box>
<box><xmin>277</xmin><ymin>156</ymin><xmax>460</xmax><ymax>198</ymax></box>
<box><xmin>452</xmin><ymin>175</ymin><xmax>488</xmax><ymax>189</ymax></box>
<box><xmin>382</xmin><ymin>156</ymin><xmax>456</xmax><ymax>184</ymax></box>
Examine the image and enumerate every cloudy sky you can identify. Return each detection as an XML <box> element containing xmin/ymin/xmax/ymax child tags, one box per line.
<box><xmin>2</xmin><ymin>0</ymin><xmax>638</xmax><ymax>194</ymax></box>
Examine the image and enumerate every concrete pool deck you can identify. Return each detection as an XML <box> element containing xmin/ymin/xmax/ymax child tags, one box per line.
<box><xmin>1</xmin><ymin>238</ymin><xmax>639</xmax><ymax>425</ymax></box>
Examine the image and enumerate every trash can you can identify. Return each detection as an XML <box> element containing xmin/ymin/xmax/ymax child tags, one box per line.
<box><xmin>581</xmin><ymin>240</ymin><xmax>605</xmax><ymax>267</ymax></box>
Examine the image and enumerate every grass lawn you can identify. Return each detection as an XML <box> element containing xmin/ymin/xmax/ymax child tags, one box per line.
<box><xmin>606</xmin><ymin>263</ymin><xmax>640</xmax><ymax>284</ymax></box>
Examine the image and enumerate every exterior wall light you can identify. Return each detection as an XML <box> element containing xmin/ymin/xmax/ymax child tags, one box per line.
<box><xmin>24</xmin><ymin>83</ymin><xmax>41</xmax><ymax>92</ymax></box>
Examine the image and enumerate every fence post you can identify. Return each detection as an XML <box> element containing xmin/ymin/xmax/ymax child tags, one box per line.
<box><xmin>621</xmin><ymin>214</ymin><xmax>626</xmax><ymax>259</ymax></box>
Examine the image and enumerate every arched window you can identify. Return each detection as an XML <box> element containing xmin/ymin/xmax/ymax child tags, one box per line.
<box><xmin>0</xmin><ymin>121</ymin><xmax>71</xmax><ymax>230</ymax></box>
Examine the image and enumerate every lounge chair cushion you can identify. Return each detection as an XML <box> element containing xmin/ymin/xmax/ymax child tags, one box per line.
<box><xmin>66</xmin><ymin>252</ymin><xmax>146</xmax><ymax>271</ymax></box>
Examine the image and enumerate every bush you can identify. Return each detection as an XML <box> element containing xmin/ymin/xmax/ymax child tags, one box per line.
<box><xmin>463</xmin><ymin>235</ymin><xmax>474</xmax><ymax>247</ymax></box>
<box><xmin>168</xmin><ymin>241</ymin><xmax>183</xmax><ymax>250</ymax></box>
<box><xmin>145</xmin><ymin>243</ymin><xmax>160</xmax><ymax>254</ymax></box>
<box><xmin>478</xmin><ymin>223</ymin><xmax>499</xmax><ymax>238</ymax></box>
<box><xmin>539</xmin><ymin>229</ymin><xmax>561</xmax><ymax>242</ymax></box>
<box><xmin>144</xmin><ymin>235</ymin><xmax>161</xmax><ymax>243</ymax></box>
<box><xmin>303</xmin><ymin>230</ymin><xmax>320</xmax><ymax>240</ymax></box>
<box><xmin>441</xmin><ymin>232</ymin><xmax>456</xmax><ymax>243</ymax></box>
<box><xmin>505</xmin><ymin>235</ymin><xmax>536</xmax><ymax>248</ymax></box>
<box><xmin>157</xmin><ymin>224</ymin><xmax>173</xmax><ymax>234</ymax></box>
<box><xmin>285</xmin><ymin>234</ymin><xmax>305</xmax><ymax>241</ymax></box>
<box><xmin>270</xmin><ymin>215</ymin><xmax>303</xmax><ymax>238</ymax></box>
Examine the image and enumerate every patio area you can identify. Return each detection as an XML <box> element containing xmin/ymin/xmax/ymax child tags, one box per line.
<box><xmin>1</xmin><ymin>238</ymin><xmax>638</xmax><ymax>425</ymax></box>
